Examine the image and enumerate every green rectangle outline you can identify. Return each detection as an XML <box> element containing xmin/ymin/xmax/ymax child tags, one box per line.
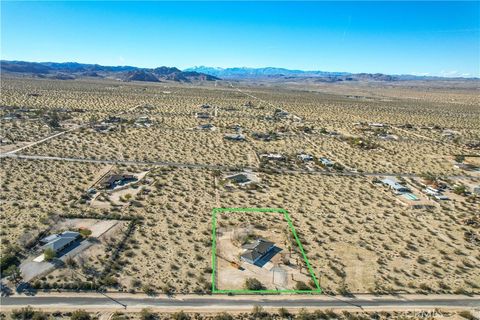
<box><xmin>211</xmin><ymin>207</ymin><xmax>322</xmax><ymax>294</ymax></box>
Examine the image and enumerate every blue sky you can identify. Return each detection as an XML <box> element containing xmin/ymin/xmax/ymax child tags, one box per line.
<box><xmin>1</xmin><ymin>1</ymin><xmax>479</xmax><ymax>77</ymax></box>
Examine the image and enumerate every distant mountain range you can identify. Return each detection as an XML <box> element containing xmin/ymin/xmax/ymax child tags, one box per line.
<box><xmin>184</xmin><ymin>66</ymin><xmax>350</xmax><ymax>78</ymax></box>
<box><xmin>1</xmin><ymin>60</ymin><xmax>477</xmax><ymax>83</ymax></box>
<box><xmin>0</xmin><ymin>60</ymin><xmax>219</xmax><ymax>83</ymax></box>
<box><xmin>185</xmin><ymin>66</ymin><xmax>477</xmax><ymax>81</ymax></box>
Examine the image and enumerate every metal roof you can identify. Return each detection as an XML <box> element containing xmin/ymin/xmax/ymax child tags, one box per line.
<box><xmin>241</xmin><ymin>239</ymin><xmax>275</xmax><ymax>263</ymax></box>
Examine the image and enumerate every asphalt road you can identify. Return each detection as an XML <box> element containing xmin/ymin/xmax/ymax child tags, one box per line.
<box><xmin>1</xmin><ymin>294</ymin><xmax>479</xmax><ymax>312</ymax></box>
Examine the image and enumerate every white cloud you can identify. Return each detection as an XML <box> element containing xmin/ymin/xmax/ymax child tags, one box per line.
<box><xmin>411</xmin><ymin>72</ymin><xmax>430</xmax><ymax>76</ymax></box>
<box><xmin>439</xmin><ymin>70</ymin><xmax>459</xmax><ymax>77</ymax></box>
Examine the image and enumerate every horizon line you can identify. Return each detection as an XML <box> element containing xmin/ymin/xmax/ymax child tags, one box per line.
<box><xmin>1</xmin><ymin>59</ymin><xmax>479</xmax><ymax>79</ymax></box>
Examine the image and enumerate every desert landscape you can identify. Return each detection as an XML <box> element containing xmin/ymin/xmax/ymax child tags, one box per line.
<box><xmin>1</xmin><ymin>73</ymin><xmax>479</xmax><ymax>299</ymax></box>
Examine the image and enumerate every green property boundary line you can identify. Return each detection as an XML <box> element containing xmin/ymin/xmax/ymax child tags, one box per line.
<box><xmin>211</xmin><ymin>207</ymin><xmax>322</xmax><ymax>294</ymax></box>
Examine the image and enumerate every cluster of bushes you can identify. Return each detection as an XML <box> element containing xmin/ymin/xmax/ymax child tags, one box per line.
<box><xmin>10</xmin><ymin>307</ymin><xmax>469</xmax><ymax>320</ymax></box>
<box><xmin>31</xmin><ymin>280</ymin><xmax>99</xmax><ymax>291</ymax></box>
<box><xmin>98</xmin><ymin>219</ymin><xmax>139</xmax><ymax>288</ymax></box>
<box><xmin>244</xmin><ymin>278</ymin><xmax>265</xmax><ymax>290</ymax></box>
<box><xmin>343</xmin><ymin>136</ymin><xmax>378</xmax><ymax>150</ymax></box>
<box><xmin>1</xmin><ymin>245</ymin><xmax>21</xmax><ymax>277</ymax></box>
<box><xmin>10</xmin><ymin>306</ymin><xmax>48</xmax><ymax>320</ymax></box>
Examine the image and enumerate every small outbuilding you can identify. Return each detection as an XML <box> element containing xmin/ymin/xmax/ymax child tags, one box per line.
<box><xmin>260</xmin><ymin>153</ymin><xmax>285</xmax><ymax>161</ymax></box>
<box><xmin>224</xmin><ymin>172</ymin><xmax>259</xmax><ymax>186</ymax></box>
<box><xmin>224</xmin><ymin>134</ymin><xmax>245</xmax><ymax>141</ymax></box>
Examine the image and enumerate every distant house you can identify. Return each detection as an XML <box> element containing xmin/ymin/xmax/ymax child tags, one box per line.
<box><xmin>93</xmin><ymin>123</ymin><xmax>115</xmax><ymax>133</ymax></box>
<box><xmin>41</xmin><ymin>231</ymin><xmax>81</xmax><ymax>254</ymax></box>
<box><xmin>465</xmin><ymin>142</ymin><xmax>480</xmax><ymax>150</ymax></box>
<box><xmin>319</xmin><ymin>157</ymin><xmax>334</xmax><ymax>167</ymax></box>
<box><xmin>196</xmin><ymin>123</ymin><xmax>216</xmax><ymax>131</ymax></box>
<box><xmin>441</xmin><ymin>129</ymin><xmax>459</xmax><ymax>138</ymax></box>
<box><xmin>195</xmin><ymin>112</ymin><xmax>211</xmax><ymax>119</ymax></box>
<box><xmin>224</xmin><ymin>134</ymin><xmax>245</xmax><ymax>141</ymax></box>
<box><xmin>101</xmin><ymin>174</ymin><xmax>137</xmax><ymax>189</ymax></box>
<box><xmin>369</xmin><ymin>123</ymin><xmax>386</xmax><ymax>128</ymax></box>
<box><xmin>291</xmin><ymin>115</ymin><xmax>303</xmax><ymax>122</ymax></box>
<box><xmin>2</xmin><ymin>112</ymin><xmax>22</xmax><ymax>120</ymax></box>
<box><xmin>228</xmin><ymin>124</ymin><xmax>243</xmax><ymax>132</ymax></box>
<box><xmin>381</xmin><ymin>178</ymin><xmax>411</xmax><ymax>194</ymax></box>
<box><xmin>240</xmin><ymin>239</ymin><xmax>275</xmax><ymax>265</ymax></box>
<box><xmin>105</xmin><ymin>116</ymin><xmax>125</xmax><ymax>124</ymax></box>
<box><xmin>273</xmin><ymin>109</ymin><xmax>289</xmax><ymax>119</ymax></box>
<box><xmin>224</xmin><ymin>172</ymin><xmax>259</xmax><ymax>186</ymax></box>
<box><xmin>297</xmin><ymin>154</ymin><xmax>314</xmax><ymax>162</ymax></box>
<box><xmin>473</xmin><ymin>186</ymin><xmax>480</xmax><ymax>195</ymax></box>
<box><xmin>260</xmin><ymin>153</ymin><xmax>285</xmax><ymax>161</ymax></box>
<box><xmin>252</xmin><ymin>132</ymin><xmax>276</xmax><ymax>141</ymax></box>
<box><xmin>454</xmin><ymin>163</ymin><xmax>479</xmax><ymax>171</ymax></box>
<box><xmin>135</xmin><ymin>116</ymin><xmax>152</xmax><ymax>128</ymax></box>
<box><xmin>0</xmin><ymin>137</ymin><xmax>12</xmax><ymax>145</ymax></box>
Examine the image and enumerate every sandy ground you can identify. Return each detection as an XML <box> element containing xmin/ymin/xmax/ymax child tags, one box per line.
<box><xmin>57</xmin><ymin>218</ymin><xmax>119</xmax><ymax>238</ymax></box>
<box><xmin>1</xmin><ymin>76</ymin><xmax>478</xmax><ymax>295</ymax></box>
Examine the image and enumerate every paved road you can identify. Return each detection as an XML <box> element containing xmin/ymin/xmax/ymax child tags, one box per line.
<box><xmin>1</xmin><ymin>294</ymin><xmax>479</xmax><ymax>312</ymax></box>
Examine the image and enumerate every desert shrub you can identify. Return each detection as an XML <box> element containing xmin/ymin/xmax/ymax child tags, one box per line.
<box><xmin>79</xmin><ymin>229</ymin><xmax>92</xmax><ymax>237</ymax></box>
<box><xmin>140</xmin><ymin>308</ymin><xmax>156</xmax><ymax>320</ymax></box>
<box><xmin>172</xmin><ymin>311</ymin><xmax>190</xmax><ymax>320</ymax></box>
<box><xmin>3</xmin><ymin>265</ymin><xmax>21</xmax><ymax>283</ymax></box>
<box><xmin>11</xmin><ymin>306</ymin><xmax>35</xmax><ymax>320</ymax></box>
<box><xmin>295</xmin><ymin>281</ymin><xmax>310</xmax><ymax>290</ymax></box>
<box><xmin>454</xmin><ymin>185</ymin><xmax>467</xmax><ymax>195</ymax></box>
<box><xmin>102</xmin><ymin>275</ymin><xmax>118</xmax><ymax>287</ymax></box>
<box><xmin>458</xmin><ymin>311</ymin><xmax>475</xmax><ymax>320</ymax></box>
<box><xmin>43</xmin><ymin>248</ymin><xmax>56</xmax><ymax>261</ymax></box>
<box><xmin>32</xmin><ymin>312</ymin><xmax>48</xmax><ymax>320</ymax></box>
<box><xmin>70</xmin><ymin>310</ymin><xmax>90</xmax><ymax>320</ymax></box>
<box><xmin>455</xmin><ymin>155</ymin><xmax>465</xmax><ymax>163</ymax></box>
<box><xmin>65</xmin><ymin>256</ymin><xmax>77</xmax><ymax>268</ymax></box>
<box><xmin>111</xmin><ymin>312</ymin><xmax>127</xmax><ymax>320</ymax></box>
<box><xmin>131</xmin><ymin>278</ymin><xmax>142</xmax><ymax>288</ymax></box>
<box><xmin>244</xmin><ymin>277</ymin><xmax>265</xmax><ymax>290</ymax></box>
<box><xmin>142</xmin><ymin>284</ymin><xmax>156</xmax><ymax>295</ymax></box>
<box><xmin>297</xmin><ymin>308</ymin><xmax>314</xmax><ymax>320</ymax></box>
<box><xmin>214</xmin><ymin>312</ymin><xmax>233</xmax><ymax>320</ymax></box>
<box><xmin>278</xmin><ymin>307</ymin><xmax>291</xmax><ymax>318</ymax></box>
<box><xmin>0</xmin><ymin>248</ymin><xmax>20</xmax><ymax>274</ymax></box>
<box><xmin>251</xmin><ymin>305</ymin><xmax>268</xmax><ymax>318</ymax></box>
